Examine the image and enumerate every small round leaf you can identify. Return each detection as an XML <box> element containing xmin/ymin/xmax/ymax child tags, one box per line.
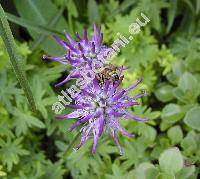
<box><xmin>184</xmin><ymin>106</ymin><xmax>200</xmax><ymax>131</ymax></box>
<box><xmin>159</xmin><ymin>147</ymin><xmax>183</xmax><ymax>174</ymax></box>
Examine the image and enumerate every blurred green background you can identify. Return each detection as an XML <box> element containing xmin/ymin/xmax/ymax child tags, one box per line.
<box><xmin>0</xmin><ymin>0</ymin><xmax>199</xmax><ymax>178</ymax></box>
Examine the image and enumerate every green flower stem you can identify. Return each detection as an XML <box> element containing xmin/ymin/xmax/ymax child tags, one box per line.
<box><xmin>63</xmin><ymin>133</ymin><xmax>80</xmax><ymax>159</ymax></box>
<box><xmin>0</xmin><ymin>4</ymin><xmax>37</xmax><ymax>112</ymax></box>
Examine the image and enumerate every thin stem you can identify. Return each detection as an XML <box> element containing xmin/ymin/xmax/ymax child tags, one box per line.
<box><xmin>63</xmin><ymin>133</ymin><xmax>80</xmax><ymax>158</ymax></box>
<box><xmin>0</xmin><ymin>4</ymin><xmax>37</xmax><ymax>112</ymax></box>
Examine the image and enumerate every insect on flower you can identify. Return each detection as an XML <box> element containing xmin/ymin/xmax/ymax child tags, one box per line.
<box><xmin>96</xmin><ymin>64</ymin><xmax>119</xmax><ymax>85</ymax></box>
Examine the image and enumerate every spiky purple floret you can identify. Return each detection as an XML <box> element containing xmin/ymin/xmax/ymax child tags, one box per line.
<box><xmin>44</xmin><ymin>24</ymin><xmax>148</xmax><ymax>154</ymax></box>
<box><xmin>43</xmin><ymin>24</ymin><xmax>107</xmax><ymax>87</ymax></box>
<box><xmin>56</xmin><ymin>77</ymin><xmax>147</xmax><ymax>154</ymax></box>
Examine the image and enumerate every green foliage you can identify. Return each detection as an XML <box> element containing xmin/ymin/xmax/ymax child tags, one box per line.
<box><xmin>0</xmin><ymin>137</ymin><xmax>29</xmax><ymax>171</ymax></box>
<box><xmin>14</xmin><ymin>0</ymin><xmax>68</xmax><ymax>55</ymax></box>
<box><xmin>159</xmin><ymin>147</ymin><xmax>184</xmax><ymax>175</ymax></box>
<box><xmin>184</xmin><ymin>106</ymin><xmax>200</xmax><ymax>131</ymax></box>
<box><xmin>12</xmin><ymin>106</ymin><xmax>45</xmax><ymax>136</ymax></box>
<box><xmin>167</xmin><ymin>125</ymin><xmax>183</xmax><ymax>145</ymax></box>
<box><xmin>155</xmin><ymin>84</ymin><xmax>174</xmax><ymax>102</ymax></box>
<box><xmin>0</xmin><ymin>0</ymin><xmax>199</xmax><ymax>178</ymax></box>
<box><xmin>87</xmin><ymin>0</ymin><xmax>99</xmax><ymax>23</ymax></box>
<box><xmin>0</xmin><ymin>165</ymin><xmax>6</xmax><ymax>177</ymax></box>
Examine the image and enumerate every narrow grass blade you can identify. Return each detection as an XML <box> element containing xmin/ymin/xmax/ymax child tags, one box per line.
<box><xmin>0</xmin><ymin>4</ymin><xmax>37</xmax><ymax>112</ymax></box>
<box><xmin>6</xmin><ymin>12</ymin><xmax>64</xmax><ymax>36</ymax></box>
<box><xmin>110</xmin><ymin>0</ymin><xmax>136</xmax><ymax>18</ymax></box>
<box><xmin>30</xmin><ymin>5</ymin><xmax>65</xmax><ymax>50</ymax></box>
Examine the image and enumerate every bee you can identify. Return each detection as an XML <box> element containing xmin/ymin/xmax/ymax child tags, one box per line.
<box><xmin>96</xmin><ymin>64</ymin><xmax>119</xmax><ymax>85</ymax></box>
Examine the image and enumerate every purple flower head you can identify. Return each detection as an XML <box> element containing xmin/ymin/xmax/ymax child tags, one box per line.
<box><xmin>43</xmin><ymin>24</ymin><xmax>108</xmax><ymax>87</ymax></box>
<box><xmin>44</xmin><ymin>24</ymin><xmax>148</xmax><ymax>154</ymax></box>
<box><xmin>56</xmin><ymin>77</ymin><xmax>147</xmax><ymax>154</ymax></box>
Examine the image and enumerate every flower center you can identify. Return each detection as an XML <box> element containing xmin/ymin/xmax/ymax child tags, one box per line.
<box><xmin>99</xmin><ymin>98</ymin><xmax>106</xmax><ymax>108</ymax></box>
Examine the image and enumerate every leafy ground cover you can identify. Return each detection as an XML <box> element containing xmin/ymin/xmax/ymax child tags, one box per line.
<box><xmin>0</xmin><ymin>0</ymin><xmax>199</xmax><ymax>178</ymax></box>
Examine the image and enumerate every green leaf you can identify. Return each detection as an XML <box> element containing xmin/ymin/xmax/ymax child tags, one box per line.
<box><xmin>41</xmin><ymin>160</ymin><xmax>66</xmax><ymax>179</ymax></box>
<box><xmin>111</xmin><ymin>164</ymin><xmax>123</xmax><ymax>178</ymax></box>
<box><xmin>13</xmin><ymin>107</ymin><xmax>45</xmax><ymax>136</ymax></box>
<box><xmin>31</xmin><ymin>75</ymin><xmax>56</xmax><ymax>119</ymax></box>
<box><xmin>39</xmin><ymin>65</ymin><xmax>66</xmax><ymax>83</ymax></box>
<box><xmin>6</xmin><ymin>12</ymin><xmax>63</xmax><ymax>36</ymax></box>
<box><xmin>0</xmin><ymin>106</ymin><xmax>14</xmax><ymax>138</ymax></box>
<box><xmin>178</xmin><ymin>72</ymin><xmax>198</xmax><ymax>95</ymax></box>
<box><xmin>167</xmin><ymin>125</ymin><xmax>183</xmax><ymax>145</ymax></box>
<box><xmin>0</xmin><ymin>70</ymin><xmax>23</xmax><ymax>110</ymax></box>
<box><xmin>176</xmin><ymin>165</ymin><xmax>195</xmax><ymax>179</ymax></box>
<box><xmin>136</xmin><ymin>123</ymin><xmax>157</xmax><ymax>144</ymax></box>
<box><xmin>138</xmin><ymin>0</ymin><xmax>169</xmax><ymax>32</ymax></box>
<box><xmin>171</xmin><ymin>37</ymin><xmax>200</xmax><ymax>59</ymax></box>
<box><xmin>120</xmin><ymin>140</ymin><xmax>147</xmax><ymax>169</ymax></box>
<box><xmin>197</xmin><ymin>0</ymin><xmax>200</xmax><ymax>14</ymax></box>
<box><xmin>0</xmin><ymin>4</ymin><xmax>36</xmax><ymax>112</ymax></box>
<box><xmin>14</xmin><ymin>0</ymin><xmax>68</xmax><ymax>55</ymax></box>
<box><xmin>160</xmin><ymin>120</ymin><xmax>172</xmax><ymax>131</ymax></box>
<box><xmin>182</xmin><ymin>0</ymin><xmax>195</xmax><ymax>13</ymax></box>
<box><xmin>67</xmin><ymin>0</ymin><xmax>78</xmax><ymax>18</ymax></box>
<box><xmin>157</xmin><ymin>45</ymin><xmax>177</xmax><ymax>75</ymax></box>
<box><xmin>110</xmin><ymin>0</ymin><xmax>136</xmax><ymax>18</ymax></box>
<box><xmin>173</xmin><ymin>87</ymin><xmax>189</xmax><ymax>103</ymax></box>
<box><xmin>155</xmin><ymin>84</ymin><xmax>174</xmax><ymax>102</ymax></box>
<box><xmin>157</xmin><ymin>173</ymin><xmax>175</xmax><ymax>179</ymax></box>
<box><xmin>0</xmin><ymin>137</ymin><xmax>29</xmax><ymax>171</ymax></box>
<box><xmin>186</xmin><ymin>52</ymin><xmax>200</xmax><ymax>72</ymax></box>
<box><xmin>105</xmin><ymin>9</ymin><xmax>139</xmax><ymax>39</ymax></box>
<box><xmin>119</xmin><ymin>31</ymin><xmax>159</xmax><ymax>70</ymax></box>
<box><xmin>166</xmin><ymin>73</ymin><xmax>178</xmax><ymax>85</ymax></box>
<box><xmin>181</xmin><ymin>131</ymin><xmax>198</xmax><ymax>156</ymax></box>
<box><xmin>30</xmin><ymin>4</ymin><xmax>65</xmax><ymax>51</ymax></box>
<box><xmin>184</xmin><ymin>106</ymin><xmax>200</xmax><ymax>131</ymax></box>
<box><xmin>146</xmin><ymin>167</ymin><xmax>159</xmax><ymax>179</ymax></box>
<box><xmin>159</xmin><ymin>147</ymin><xmax>184</xmax><ymax>174</ymax></box>
<box><xmin>87</xmin><ymin>0</ymin><xmax>99</xmax><ymax>23</ymax></box>
<box><xmin>161</xmin><ymin>103</ymin><xmax>184</xmax><ymax>123</ymax></box>
<box><xmin>172</xmin><ymin>60</ymin><xmax>186</xmax><ymax>78</ymax></box>
<box><xmin>0</xmin><ymin>165</ymin><xmax>6</xmax><ymax>176</ymax></box>
<box><xmin>133</xmin><ymin>162</ymin><xmax>158</xmax><ymax>179</ymax></box>
<box><xmin>166</xmin><ymin>0</ymin><xmax>177</xmax><ymax>33</ymax></box>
